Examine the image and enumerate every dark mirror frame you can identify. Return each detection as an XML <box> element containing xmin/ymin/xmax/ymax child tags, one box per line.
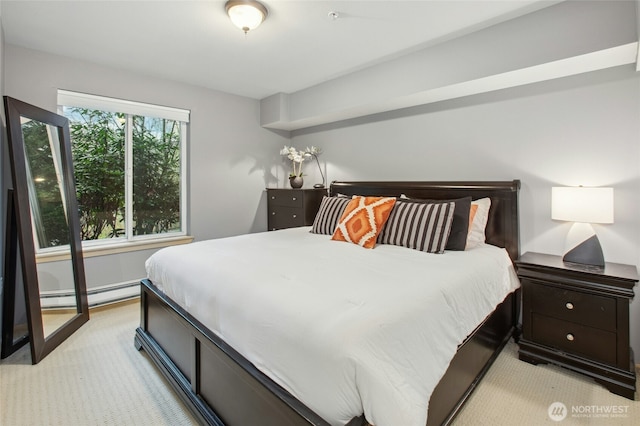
<box><xmin>1</xmin><ymin>189</ymin><xmax>29</xmax><ymax>358</ymax></box>
<box><xmin>2</xmin><ymin>96</ymin><xmax>89</xmax><ymax>364</ymax></box>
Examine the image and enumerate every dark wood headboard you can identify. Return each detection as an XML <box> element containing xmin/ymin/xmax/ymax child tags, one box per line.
<box><xmin>329</xmin><ymin>180</ymin><xmax>521</xmax><ymax>261</ymax></box>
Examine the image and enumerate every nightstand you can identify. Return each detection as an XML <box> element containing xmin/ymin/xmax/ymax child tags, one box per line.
<box><xmin>266</xmin><ymin>188</ymin><xmax>325</xmax><ymax>231</ymax></box>
<box><xmin>517</xmin><ymin>252</ymin><xmax>638</xmax><ymax>399</ymax></box>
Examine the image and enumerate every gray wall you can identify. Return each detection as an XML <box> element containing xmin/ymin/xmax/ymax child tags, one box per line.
<box><xmin>3</xmin><ymin>45</ymin><xmax>291</xmax><ymax>292</ymax></box>
<box><xmin>291</xmin><ymin>64</ymin><xmax>640</xmax><ymax>358</ymax></box>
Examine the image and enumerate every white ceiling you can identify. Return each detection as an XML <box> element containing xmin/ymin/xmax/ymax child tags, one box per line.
<box><xmin>1</xmin><ymin>1</ymin><xmax>561</xmax><ymax>100</ymax></box>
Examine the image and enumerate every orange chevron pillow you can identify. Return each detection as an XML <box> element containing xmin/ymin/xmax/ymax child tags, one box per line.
<box><xmin>331</xmin><ymin>196</ymin><xmax>396</xmax><ymax>249</ymax></box>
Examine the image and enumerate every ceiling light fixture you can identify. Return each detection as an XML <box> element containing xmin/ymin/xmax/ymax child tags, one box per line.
<box><xmin>225</xmin><ymin>0</ymin><xmax>268</xmax><ymax>34</ymax></box>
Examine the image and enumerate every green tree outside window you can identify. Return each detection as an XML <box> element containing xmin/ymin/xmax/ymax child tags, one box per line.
<box><xmin>65</xmin><ymin>107</ymin><xmax>182</xmax><ymax>241</ymax></box>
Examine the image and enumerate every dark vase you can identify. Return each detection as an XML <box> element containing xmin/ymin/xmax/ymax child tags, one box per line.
<box><xmin>289</xmin><ymin>176</ymin><xmax>303</xmax><ymax>188</ymax></box>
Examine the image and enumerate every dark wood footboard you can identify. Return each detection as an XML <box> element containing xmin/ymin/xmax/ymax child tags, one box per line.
<box><xmin>136</xmin><ymin>279</ymin><xmax>517</xmax><ymax>426</ymax></box>
<box><xmin>135</xmin><ymin>278</ymin><xmax>330</xmax><ymax>426</ymax></box>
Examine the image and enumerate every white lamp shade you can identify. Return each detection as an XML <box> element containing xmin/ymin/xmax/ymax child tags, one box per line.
<box><xmin>226</xmin><ymin>1</ymin><xmax>267</xmax><ymax>33</ymax></box>
<box><xmin>551</xmin><ymin>187</ymin><xmax>614</xmax><ymax>224</ymax></box>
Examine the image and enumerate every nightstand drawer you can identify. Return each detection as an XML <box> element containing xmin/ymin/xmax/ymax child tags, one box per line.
<box><xmin>266</xmin><ymin>188</ymin><xmax>325</xmax><ymax>231</ymax></box>
<box><xmin>268</xmin><ymin>190</ymin><xmax>303</xmax><ymax>208</ymax></box>
<box><xmin>268</xmin><ymin>206</ymin><xmax>305</xmax><ymax>229</ymax></box>
<box><xmin>531</xmin><ymin>313</ymin><xmax>616</xmax><ymax>365</ymax></box>
<box><xmin>527</xmin><ymin>281</ymin><xmax>616</xmax><ymax>331</ymax></box>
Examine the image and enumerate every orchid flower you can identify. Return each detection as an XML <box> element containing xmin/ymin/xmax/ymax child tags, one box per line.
<box><xmin>280</xmin><ymin>145</ymin><xmax>322</xmax><ymax>178</ymax></box>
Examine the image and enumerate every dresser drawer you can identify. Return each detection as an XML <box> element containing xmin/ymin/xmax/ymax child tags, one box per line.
<box><xmin>527</xmin><ymin>280</ymin><xmax>616</xmax><ymax>331</ymax></box>
<box><xmin>531</xmin><ymin>313</ymin><xmax>617</xmax><ymax>365</ymax></box>
<box><xmin>268</xmin><ymin>206</ymin><xmax>305</xmax><ymax>230</ymax></box>
<box><xmin>268</xmin><ymin>190</ymin><xmax>303</xmax><ymax>208</ymax></box>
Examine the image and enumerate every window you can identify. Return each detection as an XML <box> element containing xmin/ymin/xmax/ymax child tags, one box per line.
<box><xmin>57</xmin><ymin>90</ymin><xmax>188</xmax><ymax>249</ymax></box>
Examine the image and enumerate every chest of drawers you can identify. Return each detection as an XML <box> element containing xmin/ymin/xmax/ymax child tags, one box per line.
<box><xmin>266</xmin><ymin>188</ymin><xmax>325</xmax><ymax>231</ymax></box>
<box><xmin>517</xmin><ymin>252</ymin><xmax>638</xmax><ymax>399</ymax></box>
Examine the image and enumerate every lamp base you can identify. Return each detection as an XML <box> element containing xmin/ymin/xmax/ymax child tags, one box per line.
<box><xmin>562</xmin><ymin>223</ymin><xmax>605</xmax><ymax>268</ymax></box>
<box><xmin>313</xmin><ymin>184</ymin><xmax>325</xmax><ymax>189</ymax></box>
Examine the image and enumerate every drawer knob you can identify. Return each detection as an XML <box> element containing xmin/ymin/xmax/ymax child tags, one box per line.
<box><xmin>565</xmin><ymin>302</ymin><xmax>574</xmax><ymax>310</ymax></box>
<box><xmin>292</xmin><ymin>197</ymin><xmax>297</xmax><ymax>201</ymax></box>
<box><xmin>292</xmin><ymin>214</ymin><xmax>297</xmax><ymax>218</ymax></box>
<box><xmin>566</xmin><ymin>333</ymin><xmax>575</xmax><ymax>341</ymax></box>
<box><xmin>271</xmin><ymin>196</ymin><xmax>275</xmax><ymax>200</ymax></box>
<box><xmin>271</xmin><ymin>212</ymin><xmax>276</xmax><ymax>215</ymax></box>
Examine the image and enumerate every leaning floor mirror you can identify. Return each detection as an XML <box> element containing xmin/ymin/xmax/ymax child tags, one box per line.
<box><xmin>2</xmin><ymin>96</ymin><xmax>89</xmax><ymax>364</ymax></box>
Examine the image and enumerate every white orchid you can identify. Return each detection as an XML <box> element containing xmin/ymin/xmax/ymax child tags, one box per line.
<box><xmin>280</xmin><ymin>145</ymin><xmax>322</xmax><ymax>178</ymax></box>
<box><xmin>305</xmin><ymin>146</ymin><xmax>322</xmax><ymax>156</ymax></box>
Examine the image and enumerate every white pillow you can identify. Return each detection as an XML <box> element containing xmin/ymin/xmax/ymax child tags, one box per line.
<box><xmin>466</xmin><ymin>197</ymin><xmax>491</xmax><ymax>249</ymax></box>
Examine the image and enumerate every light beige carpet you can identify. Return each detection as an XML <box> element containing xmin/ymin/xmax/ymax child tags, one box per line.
<box><xmin>0</xmin><ymin>300</ymin><xmax>197</xmax><ymax>426</ymax></box>
<box><xmin>1</xmin><ymin>300</ymin><xmax>637</xmax><ymax>425</ymax></box>
<box><xmin>453</xmin><ymin>342</ymin><xmax>639</xmax><ymax>425</ymax></box>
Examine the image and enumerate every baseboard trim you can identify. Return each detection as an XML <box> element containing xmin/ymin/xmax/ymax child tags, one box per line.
<box><xmin>90</xmin><ymin>297</ymin><xmax>139</xmax><ymax>312</ymax></box>
<box><xmin>41</xmin><ymin>281</ymin><xmax>141</xmax><ymax>309</ymax></box>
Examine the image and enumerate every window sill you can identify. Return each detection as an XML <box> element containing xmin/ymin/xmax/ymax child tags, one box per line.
<box><xmin>36</xmin><ymin>235</ymin><xmax>194</xmax><ymax>263</ymax></box>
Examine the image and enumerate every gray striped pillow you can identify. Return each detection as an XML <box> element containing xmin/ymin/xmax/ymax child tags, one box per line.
<box><xmin>377</xmin><ymin>200</ymin><xmax>455</xmax><ymax>253</ymax></box>
<box><xmin>310</xmin><ymin>196</ymin><xmax>351</xmax><ymax>235</ymax></box>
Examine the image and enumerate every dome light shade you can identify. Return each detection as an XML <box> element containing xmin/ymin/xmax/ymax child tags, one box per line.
<box><xmin>225</xmin><ymin>0</ymin><xmax>268</xmax><ymax>34</ymax></box>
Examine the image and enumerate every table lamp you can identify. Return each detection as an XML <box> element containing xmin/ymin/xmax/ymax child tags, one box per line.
<box><xmin>551</xmin><ymin>186</ymin><xmax>614</xmax><ymax>268</ymax></box>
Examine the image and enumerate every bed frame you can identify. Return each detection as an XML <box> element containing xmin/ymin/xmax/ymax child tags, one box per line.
<box><xmin>135</xmin><ymin>180</ymin><xmax>521</xmax><ymax>426</ymax></box>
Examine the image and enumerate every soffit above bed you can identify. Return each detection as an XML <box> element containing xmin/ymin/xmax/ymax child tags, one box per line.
<box><xmin>261</xmin><ymin>0</ymin><xmax>639</xmax><ymax>131</ymax></box>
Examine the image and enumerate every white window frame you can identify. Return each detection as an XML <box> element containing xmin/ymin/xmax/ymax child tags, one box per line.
<box><xmin>53</xmin><ymin>90</ymin><xmax>190</xmax><ymax>255</ymax></box>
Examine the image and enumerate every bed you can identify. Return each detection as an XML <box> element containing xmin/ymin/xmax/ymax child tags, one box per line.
<box><xmin>134</xmin><ymin>180</ymin><xmax>521</xmax><ymax>426</ymax></box>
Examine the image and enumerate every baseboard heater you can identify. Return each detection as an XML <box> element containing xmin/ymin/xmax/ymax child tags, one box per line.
<box><xmin>40</xmin><ymin>281</ymin><xmax>140</xmax><ymax>309</ymax></box>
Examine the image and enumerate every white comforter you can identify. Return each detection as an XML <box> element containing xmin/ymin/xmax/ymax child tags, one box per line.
<box><xmin>146</xmin><ymin>227</ymin><xmax>519</xmax><ymax>426</ymax></box>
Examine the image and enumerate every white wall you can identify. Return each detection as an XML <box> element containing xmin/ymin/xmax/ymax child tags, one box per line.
<box><xmin>291</xmin><ymin>64</ymin><xmax>640</xmax><ymax>358</ymax></box>
<box><xmin>3</xmin><ymin>45</ymin><xmax>290</xmax><ymax>292</ymax></box>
